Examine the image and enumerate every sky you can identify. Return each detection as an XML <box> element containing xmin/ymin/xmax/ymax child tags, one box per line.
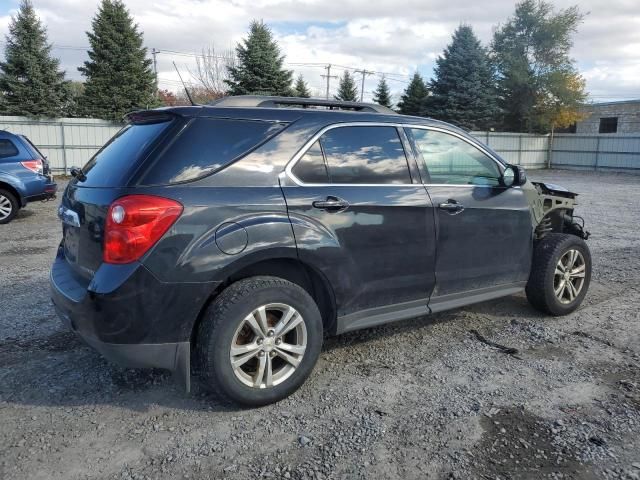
<box><xmin>0</xmin><ymin>0</ymin><xmax>639</xmax><ymax>104</ymax></box>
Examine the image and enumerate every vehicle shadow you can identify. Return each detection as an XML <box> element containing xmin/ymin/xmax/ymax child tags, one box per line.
<box><xmin>0</xmin><ymin>293</ymin><xmax>541</xmax><ymax>413</ymax></box>
<box><xmin>0</xmin><ymin>329</ymin><xmax>242</xmax><ymax>413</ymax></box>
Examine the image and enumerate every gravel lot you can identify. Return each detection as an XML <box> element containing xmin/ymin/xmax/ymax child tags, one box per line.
<box><xmin>1</xmin><ymin>169</ymin><xmax>639</xmax><ymax>480</ymax></box>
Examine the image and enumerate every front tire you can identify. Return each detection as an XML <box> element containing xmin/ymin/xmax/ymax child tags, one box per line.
<box><xmin>526</xmin><ymin>233</ymin><xmax>592</xmax><ymax>316</ymax></box>
<box><xmin>0</xmin><ymin>189</ymin><xmax>19</xmax><ymax>224</ymax></box>
<box><xmin>197</xmin><ymin>276</ymin><xmax>323</xmax><ymax>406</ymax></box>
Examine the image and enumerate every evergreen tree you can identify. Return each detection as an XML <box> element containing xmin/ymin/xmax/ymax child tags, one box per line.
<box><xmin>0</xmin><ymin>0</ymin><xmax>69</xmax><ymax>117</ymax></box>
<box><xmin>293</xmin><ymin>74</ymin><xmax>311</xmax><ymax>98</ymax></box>
<box><xmin>226</xmin><ymin>20</ymin><xmax>293</xmax><ymax>96</ymax></box>
<box><xmin>334</xmin><ymin>71</ymin><xmax>358</xmax><ymax>102</ymax></box>
<box><xmin>492</xmin><ymin>0</ymin><xmax>586</xmax><ymax>132</ymax></box>
<box><xmin>397</xmin><ymin>72</ymin><xmax>428</xmax><ymax>116</ymax></box>
<box><xmin>78</xmin><ymin>0</ymin><xmax>156</xmax><ymax>121</ymax></box>
<box><xmin>423</xmin><ymin>25</ymin><xmax>500</xmax><ymax>130</ymax></box>
<box><xmin>372</xmin><ymin>76</ymin><xmax>392</xmax><ymax>108</ymax></box>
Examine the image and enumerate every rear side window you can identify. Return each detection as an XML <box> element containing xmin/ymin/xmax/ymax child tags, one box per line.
<box><xmin>291</xmin><ymin>141</ymin><xmax>329</xmax><ymax>183</ymax></box>
<box><xmin>142</xmin><ymin>118</ymin><xmax>286</xmax><ymax>184</ymax></box>
<box><xmin>20</xmin><ymin>136</ymin><xmax>45</xmax><ymax>159</ymax></box>
<box><xmin>319</xmin><ymin>126</ymin><xmax>411</xmax><ymax>184</ymax></box>
<box><xmin>0</xmin><ymin>139</ymin><xmax>19</xmax><ymax>158</ymax></box>
<box><xmin>80</xmin><ymin>120</ymin><xmax>172</xmax><ymax>187</ymax></box>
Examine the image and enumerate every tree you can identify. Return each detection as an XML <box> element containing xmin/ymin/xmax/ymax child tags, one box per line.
<box><xmin>491</xmin><ymin>0</ymin><xmax>587</xmax><ymax>132</ymax></box>
<box><xmin>293</xmin><ymin>74</ymin><xmax>311</xmax><ymax>98</ymax></box>
<box><xmin>335</xmin><ymin>71</ymin><xmax>358</xmax><ymax>102</ymax></box>
<box><xmin>189</xmin><ymin>44</ymin><xmax>236</xmax><ymax>98</ymax></box>
<box><xmin>158</xmin><ymin>88</ymin><xmax>179</xmax><ymax>106</ymax></box>
<box><xmin>372</xmin><ymin>76</ymin><xmax>392</xmax><ymax>108</ymax></box>
<box><xmin>422</xmin><ymin>25</ymin><xmax>499</xmax><ymax>130</ymax></box>
<box><xmin>64</xmin><ymin>81</ymin><xmax>85</xmax><ymax>117</ymax></box>
<box><xmin>78</xmin><ymin>0</ymin><xmax>157</xmax><ymax>121</ymax></box>
<box><xmin>226</xmin><ymin>20</ymin><xmax>293</xmax><ymax>96</ymax></box>
<box><xmin>397</xmin><ymin>72</ymin><xmax>428</xmax><ymax>116</ymax></box>
<box><xmin>0</xmin><ymin>0</ymin><xmax>69</xmax><ymax>117</ymax></box>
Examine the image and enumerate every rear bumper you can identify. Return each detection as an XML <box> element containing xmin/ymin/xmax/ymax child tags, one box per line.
<box><xmin>55</xmin><ymin>304</ymin><xmax>191</xmax><ymax>390</ymax></box>
<box><xmin>50</xmin><ymin>247</ymin><xmax>218</xmax><ymax>391</ymax></box>
<box><xmin>23</xmin><ymin>177</ymin><xmax>57</xmax><ymax>205</ymax></box>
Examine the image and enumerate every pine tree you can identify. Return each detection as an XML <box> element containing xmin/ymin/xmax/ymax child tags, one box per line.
<box><xmin>78</xmin><ymin>0</ymin><xmax>156</xmax><ymax>121</ymax></box>
<box><xmin>423</xmin><ymin>25</ymin><xmax>500</xmax><ymax>130</ymax></box>
<box><xmin>492</xmin><ymin>0</ymin><xmax>586</xmax><ymax>132</ymax></box>
<box><xmin>0</xmin><ymin>0</ymin><xmax>69</xmax><ymax>117</ymax></box>
<box><xmin>372</xmin><ymin>76</ymin><xmax>392</xmax><ymax>108</ymax></box>
<box><xmin>397</xmin><ymin>72</ymin><xmax>428</xmax><ymax>116</ymax></box>
<box><xmin>293</xmin><ymin>74</ymin><xmax>311</xmax><ymax>98</ymax></box>
<box><xmin>334</xmin><ymin>71</ymin><xmax>358</xmax><ymax>102</ymax></box>
<box><xmin>226</xmin><ymin>20</ymin><xmax>293</xmax><ymax>96</ymax></box>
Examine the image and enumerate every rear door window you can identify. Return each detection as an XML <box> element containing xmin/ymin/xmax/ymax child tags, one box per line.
<box><xmin>319</xmin><ymin>126</ymin><xmax>411</xmax><ymax>184</ymax></box>
<box><xmin>142</xmin><ymin>118</ymin><xmax>286</xmax><ymax>185</ymax></box>
<box><xmin>0</xmin><ymin>139</ymin><xmax>19</xmax><ymax>158</ymax></box>
<box><xmin>80</xmin><ymin>118</ymin><xmax>173</xmax><ymax>187</ymax></box>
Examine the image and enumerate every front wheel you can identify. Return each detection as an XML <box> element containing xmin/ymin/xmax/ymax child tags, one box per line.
<box><xmin>526</xmin><ymin>233</ymin><xmax>592</xmax><ymax>316</ymax></box>
<box><xmin>197</xmin><ymin>276</ymin><xmax>323</xmax><ymax>406</ymax></box>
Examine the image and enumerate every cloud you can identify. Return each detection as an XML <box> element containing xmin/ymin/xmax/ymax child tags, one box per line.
<box><xmin>0</xmin><ymin>0</ymin><xmax>637</xmax><ymax>102</ymax></box>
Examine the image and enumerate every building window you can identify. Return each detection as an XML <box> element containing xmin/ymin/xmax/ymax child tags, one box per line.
<box><xmin>599</xmin><ymin>117</ymin><xmax>618</xmax><ymax>134</ymax></box>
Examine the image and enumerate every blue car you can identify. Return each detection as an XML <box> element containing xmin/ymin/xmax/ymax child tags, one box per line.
<box><xmin>0</xmin><ymin>130</ymin><xmax>57</xmax><ymax>223</ymax></box>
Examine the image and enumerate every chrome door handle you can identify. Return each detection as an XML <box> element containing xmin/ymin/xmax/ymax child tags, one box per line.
<box><xmin>312</xmin><ymin>196</ymin><xmax>349</xmax><ymax>212</ymax></box>
<box><xmin>438</xmin><ymin>201</ymin><xmax>464</xmax><ymax>214</ymax></box>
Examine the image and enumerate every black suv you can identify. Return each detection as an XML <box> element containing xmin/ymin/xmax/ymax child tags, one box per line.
<box><xmin>51</xmin><ymin>96</ymin><xmax>591</xmax><ymax>406</ymax></box>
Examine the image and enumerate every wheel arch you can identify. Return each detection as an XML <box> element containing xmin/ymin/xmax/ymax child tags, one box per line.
<box><xmin>0</xmin><ymin>180</ymin><xmax>23</xmax><ymax>207</ymax></box>
<box><xmin>190</xmin><ymin>256</ymin><xmax>337</xmax><ymax>348</ymax></box>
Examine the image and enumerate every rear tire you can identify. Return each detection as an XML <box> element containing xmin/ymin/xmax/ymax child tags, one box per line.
<box><xmin>0</xmin><ymin>189</ymin><xmax>19</xmax><ymax>224</ymax></box>
<box><xmin>197</xmin><ymin>276</ymin><xmax>323</xmax><ymax>406</ymax></box>
<box><xmin>526</xmin><ymin>233</ymin><xmax>591</xmax><ymax>316</ymax></box>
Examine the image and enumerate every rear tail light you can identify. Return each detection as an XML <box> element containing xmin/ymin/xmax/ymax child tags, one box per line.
<box><xmin>103</xmin><ymin>195</ymin><xmax>183</xmax><ymax>264</ymax></box>
<box><xmin>21</xmin><ymin>159</ymin><xmax>43</xmax><ymax>174</ymax></box>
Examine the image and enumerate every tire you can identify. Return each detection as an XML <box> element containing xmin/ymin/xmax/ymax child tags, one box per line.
<box><xmin>526</xmin><ymin>233</ymin><xmax>592</xmax><ymax>316</ymax></box>
<box><xmin>0</xmin><ymin>189</ymin><xmax>19</xmax><ymax>224</ymax></box>
<box><xmin>197</xmin><ymin>276</ymin><xmax>323</xmax><ymax>406</ymax></box>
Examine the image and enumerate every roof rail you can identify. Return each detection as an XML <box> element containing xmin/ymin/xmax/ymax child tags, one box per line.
<box><xmin>209</xmin><ymin>95</ymin><xmax>396</xmax><ymax>114</ymax></box>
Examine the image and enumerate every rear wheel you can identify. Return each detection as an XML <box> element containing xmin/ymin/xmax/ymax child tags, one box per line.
<box><xmin>197</xmin><ymin>276</ymin><xmax>323</xmax><ymax>406</ymax></box>
<box><xmin>526</xmin><ymin>233</ymin><xmax>591</xmax><ymax>316</ymax></box>
<box><xmin>0</xmin><ymin>189</ymin><xmax>18</xmax><ymax>224</ymax></box>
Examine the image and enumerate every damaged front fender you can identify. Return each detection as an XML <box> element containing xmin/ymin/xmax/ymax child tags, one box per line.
<box><xmin>522</xmin><ymin>180</ymin><xmax>590</xmax><ymax>240</ymax></box>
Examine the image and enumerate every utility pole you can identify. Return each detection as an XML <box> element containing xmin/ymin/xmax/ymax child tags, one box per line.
<box><xmin>321</xmin><ymin>64</ymin><xmax>338</xmax><ymax>100</ymax></box>
<box><xmin>354</xmin><ymin>69</ymin><xmax>374</xmax><ymax>102</ymax></box>
<box><xmin>151</xmin><ymin>48</ymin><xmax>158</xmax><ymax>76</ymax></box>
<box><xmin>152</xmin><ymin>48</ymin><xmax>158</xmax><ymax>97</ymax></box>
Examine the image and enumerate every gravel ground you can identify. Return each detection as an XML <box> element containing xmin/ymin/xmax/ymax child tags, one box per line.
<box><xmin>1</xmin><ymin>169</ymin><xmax>639</xmax><ymax>480</ymax></box>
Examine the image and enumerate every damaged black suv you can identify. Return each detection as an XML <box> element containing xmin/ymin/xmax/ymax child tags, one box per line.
<box><xmin>51</xmin><ymin>96</ymin><xmax>591</xmax><ymax>406</ymax></box>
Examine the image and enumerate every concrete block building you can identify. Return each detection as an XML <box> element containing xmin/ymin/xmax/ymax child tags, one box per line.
<box><xmin>574</xmin><ymin>99</ymin><xmax>640</xmax><ymax>134</ymax></box>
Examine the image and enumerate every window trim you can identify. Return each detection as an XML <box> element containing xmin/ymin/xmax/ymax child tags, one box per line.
<box><xmin>285</xmin><ymin>122</ymin><xmax>506</xmax><ymax>188</ymax></box>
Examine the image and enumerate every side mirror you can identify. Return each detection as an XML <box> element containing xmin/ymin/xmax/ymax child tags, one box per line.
<box><xmin>502</xmin><ymin>165</ymin><xmax>527</xmax><ymax>187</ymax></box>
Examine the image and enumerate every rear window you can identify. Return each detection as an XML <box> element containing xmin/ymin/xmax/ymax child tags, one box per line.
<box><xmin>0</xmin><ymin>139</ymin><xmax>19</xmax><ymax>158</ymax></box>
<box><xmin>141</xmin><ymin>118</ymin><xmax>286</xmax><ymax>185</ymax></box>
<box><xmin>79</xmin><ymin>119</ymin><xmax>172</xmax><ymax>187</ymax></box>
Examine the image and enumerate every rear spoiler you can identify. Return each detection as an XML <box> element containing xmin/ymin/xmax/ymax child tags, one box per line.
<box><xmin>123</xmin><ymin>110</ymin><xmax>176</xmax><ymax>125</ymax></box>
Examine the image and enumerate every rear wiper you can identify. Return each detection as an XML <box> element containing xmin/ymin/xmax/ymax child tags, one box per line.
<box><xmin>70</xmin><ymin>166</ymin><xmax>86</xmax><ymax>182</ymax></box>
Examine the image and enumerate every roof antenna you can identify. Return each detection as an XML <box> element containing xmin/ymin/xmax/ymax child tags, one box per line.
<box><xmin>172</xmin><ymin>61</ymin><xmax>196</xmax><ymax>106</ymax></box>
